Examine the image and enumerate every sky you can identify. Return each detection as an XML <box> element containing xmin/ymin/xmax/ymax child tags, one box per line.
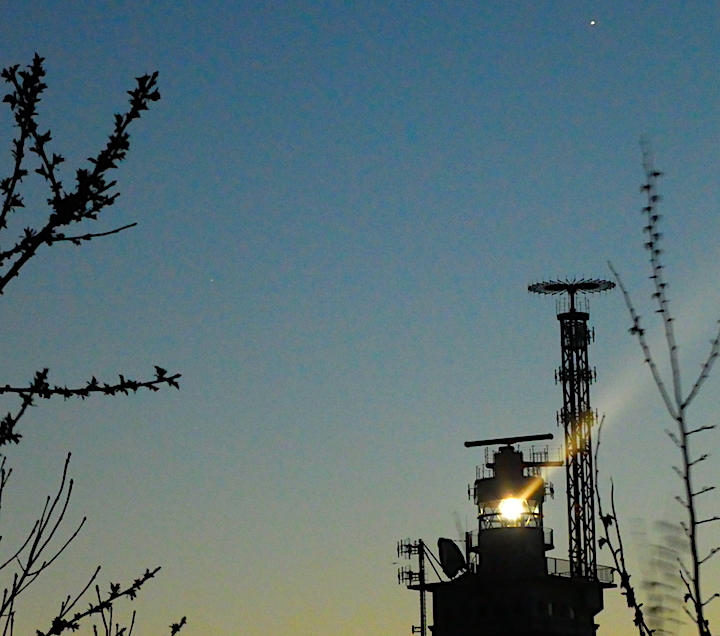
<box><xmin>1</xmin><ymin>1</ymin><xmax>720</xmax><ymax>634</ymax></box>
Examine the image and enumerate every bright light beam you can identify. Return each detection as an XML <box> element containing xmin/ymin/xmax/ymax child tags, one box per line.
<box><xmin>499</xmin><ymin>497</ymin><xmax>525</xmax><ymax>522</ymax></box>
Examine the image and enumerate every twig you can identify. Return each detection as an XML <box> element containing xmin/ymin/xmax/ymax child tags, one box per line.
<box><xmin>609</xmin><ymin>143</ymin><xmax>719</xmax><ymax>636</ymax></box>
<box><xmin>0</xmin><ymin>367</ymin><xmax>180</xmax><ymax>446</ymax></box>
<box><xmin>594</xmin><ymin>414</ymin><xmax>653</xmax><ymax>636</ymax></box>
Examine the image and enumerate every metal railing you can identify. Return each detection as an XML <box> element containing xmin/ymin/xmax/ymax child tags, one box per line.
<box><xmin>546</xmin><ymin>557</ymin><xmax>614</xmax><ymax>585</ymax></box>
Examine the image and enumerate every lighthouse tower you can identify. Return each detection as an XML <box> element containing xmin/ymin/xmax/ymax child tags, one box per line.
<box><xmin>423</xmin><ymin>435</ymin><xmax>609</xmax><ymax>636</ymax></box>
<box><xmin>398</xmin><ymin>279</ymin><xmax>615</xmax><ymax>635</ymax></box>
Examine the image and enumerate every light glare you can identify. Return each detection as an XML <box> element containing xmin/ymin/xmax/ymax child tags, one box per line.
<box><xmin>499</xmin><ymin>497</ymin><xmax>524</xmax><ymax>521</ymax></box>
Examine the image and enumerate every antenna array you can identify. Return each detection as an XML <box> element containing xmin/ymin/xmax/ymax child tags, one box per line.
<box><xmin>529</xmin><ymin>277</ymin><xmax>614</xmax><ymax>580</ymax></box>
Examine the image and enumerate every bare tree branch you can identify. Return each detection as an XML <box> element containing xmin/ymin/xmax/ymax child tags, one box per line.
<box><xmin>609</xmin><ymin>143</ymin><xmax>720</xmax><ymax>636</ymax></box>
<box><xmin>35</xmin><ymin>567</ymin><xmax>161</xmax><ymax>636</ymax></box>
<box><xmin>608</xmin><ymin>260</ymin><xmax>677</xmax><ymax>419</ymax></box>
<box><xmin>639</xmin><ymin>141</ymin><xmax>683</xmax><ymax>408</ymax></box>
<box><xmin>0</xmin><ymin>54</ymin><xmax>160</xmax><ymax>294</ymax></box>
<box><xmin>699</xmin><ymin>549</ymin><xmax>720</xmax><ymax>567</ymax></box>
<box><xmin>702</xmin><ymin>594</ymin><xmax>720</xmax><ymax>608</ymax></box>
<box><xmin>0</xmin><ymin>55</ymin><xmax>182</xmax><ymax>634</ymax></box>
<box><xmin>687</xmin><ymin>425</ymin><xmax>716</xmax><ymax>436</ymax></box>
<box><xmin>683</xmin><ymin>325</ymin><xmax>720</xmax><ymax>409</ymax></box>
<box><xmin>47</xmin><ymin>222</ymin><xmax>138</xmax><ymax>246</ymax></box>
<box><xmin>0</xmin><ymin>367</ymin><xmax>180</xmax><ymax>447</ymax></box>
<box><xmin>691</xmin><ymin>486</ymin><xmax>715</xmax><ymax>498</ymax></box>
<box><xmin>0</xmin><ymin>454</ymin><xmax>86</xmax><ymax>627</ymax></box>
<box><xmin>594</xmin><ymin>415</ymin><xmax>653</xmax><ymax>636</ymax></box>
<box><xmin>696</xmin><ymin>517</ymin><xmax>720</xmax><ymax>526</ymax></box>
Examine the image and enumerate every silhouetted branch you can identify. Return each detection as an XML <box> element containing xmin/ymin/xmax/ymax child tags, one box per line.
<box><xmin>702</xmin><ymin>594</ymin><xmax>720</xmax><ymax>608</ymax></box>
<box><xmin>0</xmin><ymin>454</ymin><xmax>86</xmax><ymax>631</ymax></box>
<box><xmin>89</xmin><ymin>592</ymin><xmax>186</xmax><ymax>636</ymax></box>
<box><xmin>1</xmin><ymin>55</ymin><xmax>181</xmax><ymax>634</ymax></box>
<box><xmin>36</xmin><ymin>567</ymin><xmax>161</xmax><ymax>636</ymax></box>
<box><xmin>688</xmin><ymin>455</ymin><xmax>710</xmax><ymax>468</ymax></box>
<box><xmin>639</xmin><ymin>141</ymin><xmax>682</xmax><ymax>407</ymax></box>
<box><xmin>608</xmin><ymin>261</ymin><xmax>677</xmax><ymax>418</ymax></box>
<box><xmin>609</xmin><ymin>143</ymin><xmax>720</xmax><ymax>636</ymax></box>
<box><xmin>595</xmin><ymin>415</ymin><xmax>653</xmax><ymax>636</ymax></box>
<box><xmin>698</xmin><ymin>549</ymin><xmax>720</xmax><ymax>566</ymax></box>
<box><xmin>687</xmin><ymin>425</ymin><xmax>716</xmax><ymax>436</ymax></box>
<box><xmin>93</xmin><ymin>606</ymin><xmax>136</xmax><ymax>636</ymax></box>
<box><xmin>608</xmin><ymin>261</ymin><xmax>675</xmax><ymax>417</ymax></box>
<box><xmin>0</xmin><ymin>399</ymin><xmax>30</xmax><ymax>448</ymax></box>
<box><xmin>697</xmin><ymin>517</ymin><xmax>720</xmax><ymax>526</ymax></box>
<box><xmin>691</xmin><ymin>486</ymin><xmax>715</xmax><ymax>498</ymax></box>
<box><xmin>683</xmin><ymin>325</ymin><xmax>720</xmax><ymax>409</ymax></box>
<box><xmin>0</xmin><ymin>367</ymin><xmax>180</xmax><ymax>447</ymax></box>
<box><xmin>54</xmin><ymin>566</ymin><xmax>101</xmax><ymax>629</ymax></box>
<box><xmin>47</xmin><ymin>222</ymin><xmax>138</xmax><ymax>245</ymax></box>
<box><xmin>0</xmin><ymin>54</ymin><xmax>160</xmax><ymax>294</ymax></box>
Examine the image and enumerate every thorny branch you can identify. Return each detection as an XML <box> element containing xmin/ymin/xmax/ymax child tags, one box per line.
<box><xmin>607</xmin><ymin>142</ymin><xmax>720</xmax><ymax>636</ymax></box>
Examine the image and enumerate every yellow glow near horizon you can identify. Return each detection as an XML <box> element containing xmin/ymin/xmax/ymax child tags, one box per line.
<box><xmin>498</xmin><ymin>497</ymin><xmax>525</xmax><ymax>521</ymax></box>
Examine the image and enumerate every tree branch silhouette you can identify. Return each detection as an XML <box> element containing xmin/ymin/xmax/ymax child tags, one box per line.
<box><xmin>0</xmin><ymin>55</ymin><xmax>184</xmax><ymax>635</ymax></box>
<box><xmin>607</xmin><ymin>141</ymin><xmax>720</xmax><ymax>636</ymax></box>
<box><xmin>0</xmin><ymin>367</ymin><xmax>180</xmax><ymax>447</ymax></box>
<box><xmin>0</xmin><ymin>54</ymin><xmax>160</xmax><ymax>294</ymax></box>
<box><xmin>595</xmin><ymin>415</ymin><xmax>653</xmax><ymax>636</ymax></box>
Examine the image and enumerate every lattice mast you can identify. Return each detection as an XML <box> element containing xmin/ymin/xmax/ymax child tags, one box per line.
<box><xmin>397</xmin><ymin>539</ymin><xmax>427</xmax><ymax>636</ymax></box>
<box><xmin>528</xmin><ymin>279</ymin><xmax>614</xmax><ymax>580</ymax></box>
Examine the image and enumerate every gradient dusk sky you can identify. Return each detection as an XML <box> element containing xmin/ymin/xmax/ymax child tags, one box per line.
<box><xmin>2</xmin><ymin>2</ymin><xmax>720</xmax><ymax>634</ymax></box>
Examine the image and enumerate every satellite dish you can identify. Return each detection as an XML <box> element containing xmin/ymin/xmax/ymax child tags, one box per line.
<box><xmin>438</xmin><ymin>538</ymin><xmax>466</xmax><ymax>579</ymax></box>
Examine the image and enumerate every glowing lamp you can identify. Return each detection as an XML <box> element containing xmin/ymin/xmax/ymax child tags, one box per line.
<box><xmin>498</xmin><ymin>497</ymin><xmax>525</xmax><ymax>522</ymax></box>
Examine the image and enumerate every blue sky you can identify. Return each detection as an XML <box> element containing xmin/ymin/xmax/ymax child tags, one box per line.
<box><xmin>1</xmin><ymin>1</ymin><xmax>720</xmax><ymax>634</ymax></box>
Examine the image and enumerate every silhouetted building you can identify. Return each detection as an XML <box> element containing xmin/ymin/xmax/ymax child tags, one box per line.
<box><xmin>423</xmin><ymin>441</ymin><xmax>612</xmax><ymax>636</ymax></box>
<box><xmin>398</xmin><ymin>279</ymin><xmax>616</xmax><ymax>635</ymax></box>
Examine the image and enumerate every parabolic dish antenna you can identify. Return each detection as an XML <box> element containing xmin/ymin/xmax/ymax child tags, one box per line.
<box><xmin>438</xmin><ymin>538</ymin><xmax>466</xmax><ymax>579</ymax></box>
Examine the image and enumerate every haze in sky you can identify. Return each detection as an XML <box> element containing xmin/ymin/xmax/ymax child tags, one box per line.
<box><xmin>1</xmin><ymin>2</ymin><xmax>720</xmax><ymax>635</ymax></box>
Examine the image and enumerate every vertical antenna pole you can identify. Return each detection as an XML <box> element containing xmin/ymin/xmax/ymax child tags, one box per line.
<box><xmin>558</xmin><ymin>292</ymin><xmax>595</xmax><ymax>578</ymax></box>
<box><xmin>419</xmin><ymin>540</ymin><xmax>427</xmax><ymax>636</ymax></box>
<box><xmin>397</xmin><ymin>539</ymin><xmax>428</xmax><ymax>636</ymax></box>
<box><xmin>529</xmin><ymin>278</ymin><xmax>614</xmax><ymax>580</ymax></box>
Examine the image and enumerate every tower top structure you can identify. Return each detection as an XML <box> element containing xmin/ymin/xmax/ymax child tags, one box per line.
<box><xmin>529</xmin><ymin>278</ymin><xmax>615</xmax><ymax>312</ymax></box>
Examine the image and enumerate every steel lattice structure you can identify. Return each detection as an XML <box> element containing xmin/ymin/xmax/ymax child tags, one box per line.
<box><xmin>529</xmin><ymin>278</ymin><xmax>614</xmax><ymax>580</ymax></box>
